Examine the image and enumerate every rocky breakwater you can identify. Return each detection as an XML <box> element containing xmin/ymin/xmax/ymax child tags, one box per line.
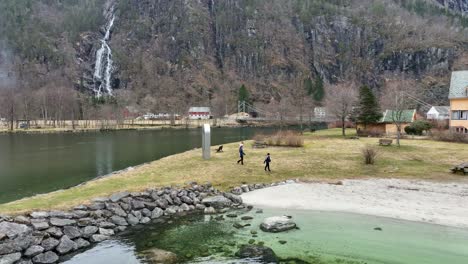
<box><xmin>0</xmin><ymin>183</ymin><xmax>243</xmax><ymax>264</ymax></box>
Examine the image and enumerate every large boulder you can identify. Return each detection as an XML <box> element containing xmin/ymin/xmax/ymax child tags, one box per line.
<box><xmin>32</xmin><ymin>251</ymin><xmax>59</xmax><ymax>264</ymax></box>
<box><xmin>24</xmin><ymin>245</ymin><xmax>44</xmax><ymax>257</ymax></box>
<box><xmin>0</xmin><ymin>222</ymin><xmax>31</xmax><ymax>239</ymax></box>
<box><xmin>235</xmin><ymin>245</ymin><xmax>278</xmax><ymax>263</ymax></box>
<box><xmin>151</xmin><ymin>208</ymin><xmax>164</xmax><ymax>219</ymax></box>
<box><xmin>41</xmin><ymin>238</ymin><xmax>60</xmax><ymax>251</ymax></box>
<box><xmin>260</xmin><ymin>216</ymin><xmax>296</xmax><ymax>233</ymax></box>
<box><xmin>63</xmin><ymin>226</ymin><xmax>81</xmax><ymax>239</ymax></box>
<box><xmin>110</xmin><ymin>216</ymin><xmax>128</xmax><ymax>226</ymax></box>
<box><xmin>142</xmin><ymin>248</ymin><xmax>178</xmax><ymax>264</ymax></box>
<box><xmin>201</xmin><ymin>196</ymin><xmax>232</xmax><ymax>209</ymax></box>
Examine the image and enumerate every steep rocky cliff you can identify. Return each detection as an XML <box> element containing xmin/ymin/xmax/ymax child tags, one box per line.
<box><xmin>1</xmin><ymin>0</ymin><xmax>468</xmax><ymax>116</ymax></box>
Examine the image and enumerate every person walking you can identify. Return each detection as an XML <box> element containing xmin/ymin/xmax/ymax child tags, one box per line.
<box><xmin>264</xmin><ymin>153</ymin><xmax>271</xmax><ymax>172</ymax></box>
<box><xmin>237</xmin><ymin>142</ymin><xmax>246</xmax><ymax>165</ymax></box>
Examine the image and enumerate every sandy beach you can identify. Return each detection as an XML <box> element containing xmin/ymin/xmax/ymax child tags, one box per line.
<box><xmin>241</xmin><ymin>179</ymin><xmax>468</xmax><ymax>229</ymax></box>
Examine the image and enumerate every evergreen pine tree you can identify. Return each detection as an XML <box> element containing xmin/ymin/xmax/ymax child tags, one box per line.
<box><xmin>357</xmin><ymin>85</ymin><xmax>382</xmax><ymax>127</ymax></box>
<box><xmin>304</xmin><ymin>78</ymin><xmax>314</xmax><ymax>96</ymax></box>
<box><xmin>238</xmin><ymin>84</ymin><xmax>249</xmax><ymax>103</ymax></box>
<box><xmin>313</xmin><ymin>76</ymin><xmax>324</xmax><ymax>102</ymax></box>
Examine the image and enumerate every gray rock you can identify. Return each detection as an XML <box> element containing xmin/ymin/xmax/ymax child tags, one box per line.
<box><xmin>119</xmin><ymin>202</ymin><xmax>131</xmax><ymax>212</ymax></box>
<box><xmin>31</xmin><ymin>220</ymin><xmax>49</xmax><ymax>231</ymax></box>
<box><xmin>141</xmin><ymin>208</ymin><xmax>152</xmax><ymax>217</ymax></box>
<box><xmin>241</xmin><ymin>185</ymin><xmax>250</xmax><ymax>193</ymax></box>
<box><xmin>179</xmin><ymin>204</ymin><xmax>190</xmax><ymax>211</ymax></box>
<box><xmin>73</xmin><ymin>210</ymin><xmax>89</xmax><ymax>218</ymax></box>
<box><xmin>110</xmin><ymin>216</ymin><xmax>128</xmax><ymax>226</ymax></box>
<box><xmin>30</xmin><ymin>212</ymin><xmax>49</xmax><ymax>219</ymax></box>
<box><xmin>77</xmin><ymin>218</ymin><xmax>96</xmax><ymax>227</ymax></box>
<box><xmin>17</xmin><ymin>260</ymin><xmax>33</xmax><ymax>264</ymax></box>
<box><xmin>45</xmin><ymin>227</ymin><xmax>63</xmax><ymax>238</ymax></box>
<box><xmin>41</xmin><ymin>238</ymin><xmax>59</xmax><ymax>251</ymax></box>
<box><xmin>0</xmin><ymin>241</ymin><xmax>21</xmax><ymax>255</ymax></box>
<box><xmin>82</xmin><ymin>226</ymin><xmax>99</xmax><ymax>238</ymax></box>
<box><xmin>143</xmin><ymin>202</ymin><xmax>157</xmax><ymax>210</ymax></box>
<box><xmin>0</xmin><ymin>253</ymin><xmax>22</xmax><ymax>264</ymax></box>
<box><xmin>74</xmin><ymin>238</ymin><xmax>90</xmax><ymax>249</ymax></box>
<box><xmin>14</xmin><ymin>216</ymin><xmax>31</xmax><ymax>224</ymax></box>
<box><xmin>90</xmin><ymin>234</ymin><xmax>109</xmax><ymax>243</ymax></box>
<box><xmin>131</xmin><ymin>200</ymin><xmax>145</xmax><ymax>210</ymax></box>
<box><xmin>204</xmin><ymin>207</ymin><xmax>216</xmax><ymax>214</ymax></box>
<box><xmin>63</xmin><ymin>226</ymin><xmax>81</xmax><ymax>239</ymax></box>
<box><xmin>131</xmin><ymin>211</ymin><xmax>142</xmax><ymax>220</ymax></box>
<box><xmin>172</xmin><ymin>197</ymin><xmax>182</xmax><ymax>205</ymax></box>
<box><xmin>235</xmin><ymin>245</ymin><xmax>278</xmax><ymax>263</ymax></box>
<box><xmin>163</xmin><ymin>194</ymin><xmax>173</xmax><ymax>205</ymax></box>
<box><xmin>98</xmin><ymin>228</ymin><xmax>114</xmax><ymax>236</ymax></box>
<box><xmin>98</xmin><ymin>222</ymin><xmax>115</xmax><ymax>228</ymax></box>
<box><xmin>50</xmin><ymin>218</ymin><xmax>76</xmax><ymax>227</ymax></box>
<box><xmin>105</xmin><ymin>203</ymin><xmax>127</xmax><ymax>217</ymax></box>
<box><xmin>223</xmin><ymin>193</ymin><xmax>243</xmax><ymax>204</ymax></box>
<box><xmin>0</xmin><ymin>222</ymin><xmax>31</xmax><ymax>239</ymax></box>
<box><xmin>231</xmin><ymin>187</ymin><xmax>243</xmax><ymax>195</ymax></box>
<box><xmin>56</xmin><ymin>235</ymin><xmax>77</xmax><ymax>255</ymax></box>
<box><xmin>260</xmin><ymin>216</ymin><xmax>296</xmax><ymax>233</ymax></box>
<box><xmin>181</xmin><ymin>196</ymin><xmax>193</xmax><ymax>204</ymax></box>
<box><xmin>115</xmin><ymin>226</ymin><xmax>127</xmax><ymax>233</ymax></box>
<box><xmin>156</xmin><ymin>199</ymin><xmax>168</xmax><ymax>209</ymax></box>
<box><xmin>24</xmin><ymin>245</ymin><xmax>44</xmax><ymax>257</ymax></box>
<box><xmin>48</xmin><ymin>211</ymin><xmax>74</xmax><ymax>219</ymax></box>
<box><xmin>88</xmin><ymin>203</ymin><xmax>105</xmax><ymax>210</ymax></box>
<box><xmin>109</xmin><ymin>192</ymin><xmax>130</xmax><ymax>203</ymax></box>
<box><xmin>0</xmin><ymin>233</ymin><xmax>5</xmax><ymax>241</ymax></box>
<box><xmin>151</xmin><ymin>208</ymin><xmax>164</xmax><ymax>219</ymax></box>
<box><xmin>32</xmin><ymin>251</ymin><xmax>59</xmax><ymax>264</ymax></box>
<box><xmin>127</xmin><ymin>214</ymin><xmax>139</xmax><ymax>226</ymax></box>
<box><xmin>140</xmin><ymin>217</ymin><xmax>151</xmax><ymax>224</ymax></box>
<box><xmin>164</xmin><ymin>207</ymin><xmax>177</xmax><ymax>215</ymax></box>
<box><xmin>201</xmin><ymin>196</ymin><xmax>232</xmax><ymax>209</ymax></box>
<box><xmin>195</xmin><ymin>204</ymin><xmax>206</xmax><ymax>210</ymax></box>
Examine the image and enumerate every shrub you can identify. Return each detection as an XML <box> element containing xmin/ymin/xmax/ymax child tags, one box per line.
<box><xmin>362</xmin><ymin>146</ymin><xmax>378</xmax><ymax>165</ymax></box>
<box><xmin>405</xmin><ymin>120</ymin><xmax>432</xmax><ymax>135</ymax></box>
<box><xmin>258</xmin><ymin>131</ymin><xmax>304</xmax><ymax>147</ymax></box>
<box><xmin>431</xmin><ymin>130</ymin><xmax>468</xmax><ymax>143</ymax></box>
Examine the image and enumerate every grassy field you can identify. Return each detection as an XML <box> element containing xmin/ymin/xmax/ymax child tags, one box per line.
<box><xmin>0</xmin><ymin>128</ymin><xmax>467</xmax><ymax>214</ymax></box>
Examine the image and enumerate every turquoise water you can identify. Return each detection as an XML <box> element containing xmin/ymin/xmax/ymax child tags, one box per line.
<box><xmin>64</xmin><ymin>208</ymin><xmax>468</xmax><ymax>264</ymax></box>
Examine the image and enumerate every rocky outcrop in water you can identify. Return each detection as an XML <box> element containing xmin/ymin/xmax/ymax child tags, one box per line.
<box><xmin>0</xmin><ymin>182</ymin><xmax>242</xmax><ymax>264</ymax></box>
<box><xmin>235</xmin><ymin>245</ymin><xmax>278</xmax><ymax>263</ymax></box>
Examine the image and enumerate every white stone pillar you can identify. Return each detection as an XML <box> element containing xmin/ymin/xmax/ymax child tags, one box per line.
<box><xmin>202</xmin><ymin>123</ymin><xmax>211</xmax><ymax>160</ymax></box>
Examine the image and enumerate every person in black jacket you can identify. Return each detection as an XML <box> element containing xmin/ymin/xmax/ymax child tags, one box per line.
<box><xmin>237</xmin><ymin>142</ymin><xmax>246</xmax><ymax>165</ymax></box>
<box><xmin>264</xmin><ymin>153</ymin><xmax>271</xmax><ymax>172</ymax></box>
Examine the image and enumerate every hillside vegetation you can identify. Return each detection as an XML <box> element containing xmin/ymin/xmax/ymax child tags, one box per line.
<box><xmin>1</xmin><ymin>0</ymin><xmax>468</xmax><ymax>120</ymax></box>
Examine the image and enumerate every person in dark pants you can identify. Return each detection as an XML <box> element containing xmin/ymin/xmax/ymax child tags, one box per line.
<box><xmin>237</xmin><ymin>142</ymin><xmax>246</xmax><ymax>165</ymax></box>
<box><xmin>264</xmin><ymin>153</ymin><xmax>271</xmax><ymax>172</ymax></box>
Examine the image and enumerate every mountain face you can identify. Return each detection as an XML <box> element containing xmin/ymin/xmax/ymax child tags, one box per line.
<box><xmin>1</xmin><ymin>0</ymin><xmax>468</xmax><ymax>118</ymax></box>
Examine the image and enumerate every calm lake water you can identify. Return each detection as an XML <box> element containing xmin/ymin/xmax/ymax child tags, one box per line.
<box><xmin>63</xmin><ymin>208</ymin><xmax>468</xmax><ymax>264</ymax></box>
<box><xmin>0</xmin><ymin>127</ymin><xmax>282</xmax><ymax>203</ymax></box>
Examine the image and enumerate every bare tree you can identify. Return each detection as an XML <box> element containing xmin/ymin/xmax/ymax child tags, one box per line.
<box><xmin>325</xmin><ymin>82</ymin><xmax>358</xmax><ymax>137</ymax></box>
<box><xmin>380</xmin><ymin>78</ymin><xmax>419</xmax><ymax>147</ymax></box>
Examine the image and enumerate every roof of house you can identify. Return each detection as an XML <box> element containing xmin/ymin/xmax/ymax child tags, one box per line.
<box><xmin>381</xmin><ymin>109</ymin><xmax>416</xmax><ymax>123</ymax></box>
<box><xmin>430</xmin><ymin>106</ymin><xmax>450</xmax><ymax>115</ymax></box>
<box><xmin>449</xmin><ymin>71</ymin><xmax>468</xmax><ymax>99</ymax></box>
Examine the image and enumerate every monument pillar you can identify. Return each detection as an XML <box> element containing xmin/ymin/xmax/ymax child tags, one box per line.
<box><xmin>202</xmin><ymin>123</ymin><xmax>211</xmax><ymax>160</ymax></box>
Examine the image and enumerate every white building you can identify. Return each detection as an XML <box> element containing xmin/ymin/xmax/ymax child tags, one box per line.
<box><xmin>314</xmin><ymin>107</ymin><xmax>327</xmax><ymax>119</ymax></box>
<box><xmin>426</xmin><ymin>106</ymin><xmax>450</xmax><ymax>120</ymax></box>
<box><xmin>188</xmin><ymin>107</ymin><xmax>211</xmax><ymax>120</ymax></box>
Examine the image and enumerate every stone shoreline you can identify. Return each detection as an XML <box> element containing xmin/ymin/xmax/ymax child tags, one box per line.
<box><xmin>0</xmin><ymin>180</ymin><xmax>296</xmax><ymax>264</ymax></box>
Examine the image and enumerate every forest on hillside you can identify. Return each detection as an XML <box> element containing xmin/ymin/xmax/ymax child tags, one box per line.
<box><xmin>1</xmin><ymin>0</ymin><xmax>468</xmax><ymax>123</ymax></box>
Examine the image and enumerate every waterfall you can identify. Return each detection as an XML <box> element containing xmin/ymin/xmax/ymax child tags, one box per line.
<box><xmin>93</xmin><ymin>8</ymin><xmax>115</xmax><ymax>97</ymax></box>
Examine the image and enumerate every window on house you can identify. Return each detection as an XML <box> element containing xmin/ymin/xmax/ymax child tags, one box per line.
<box><xmin>452</xmin><ymin>111</ymin><xmax>460</xmax><ymax>120</ymax></box>
<box><xmin>461</xmin><ymin>111</ymin><xmax>468</xmax><ymax>120</ymax></box>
